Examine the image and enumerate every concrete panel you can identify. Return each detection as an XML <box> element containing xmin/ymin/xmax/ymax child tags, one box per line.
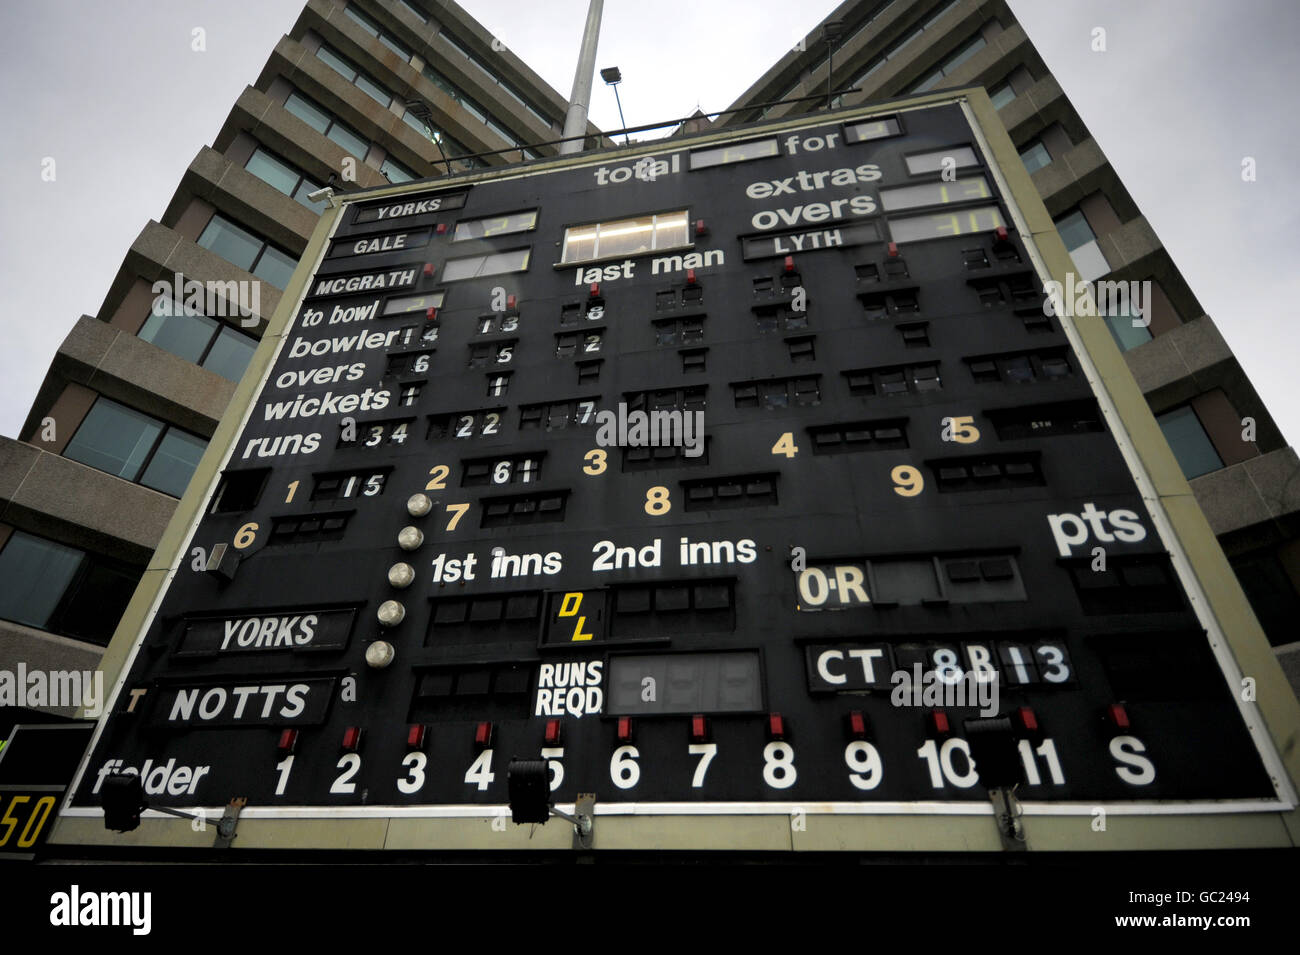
<box><xmin>1277</xmin><ymin>643</ymin><xmax>1300</xmax><ymax>700</ymax></box>
<box><xmin>0</xmin><ymin>621</ymin><xmax>105</xmax><ymax>716</ymax></box>
<box><xmin>1097</xmin><ymin>215</ymin><xmax>1160</xmax><ymax>274</ymax></box>
<box><xmin>1191</xmin><ymin>448</ymin><xmax>1300</xmax><ymax>536</ymax></box>
<box><xmin>45</xmin><ymin>316</ymin><xmax>233</xmax><ymax>434</ymax></box>
<box><xmin>171</xmin><ymin>145</ymin><xmax>317</xmax><ymax>251</ymax></box>
<box><xmin>0</xmin><ymin>440</ymin><xmax>173</xmax><ymax>560</ymax></box>
<box><xmin>1191</xmin><ymin>459</ymin><xmax>1276</xmax><ymax>535</ymax></box>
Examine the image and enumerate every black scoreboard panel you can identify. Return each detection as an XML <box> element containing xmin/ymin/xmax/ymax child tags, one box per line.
<box><xmin>66</xmin><ymin>102</ymin><xmax>1278</xmax><ymax>823</ymax></box>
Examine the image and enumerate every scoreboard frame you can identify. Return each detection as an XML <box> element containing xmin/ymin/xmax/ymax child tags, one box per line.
<box><xmin>49</xmin><ymin>88</ymin><xmax>1300</xmax><ymax>854</ymax></box>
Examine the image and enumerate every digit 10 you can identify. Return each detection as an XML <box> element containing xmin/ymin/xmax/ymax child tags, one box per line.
<box><xmin>891</xmin><ymin>465</ymin><xmax>924</xmax><ymax>497</ymax></box>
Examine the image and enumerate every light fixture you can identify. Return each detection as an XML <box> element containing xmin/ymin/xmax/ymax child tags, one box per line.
<box><xmin>407</xmin><ymin>493</ymin><xmax>432</xmax><ymax>517</ymax></box>
<box><xmin>398</xmin><ymin>526</ymin><xmax>424</xmax><ymax>550</ymax></box>
<box><xmin>377</xmin><ymin>600</ymin><xmax>406</xmax><ymax>627</ymax></box>
<box><xmin>388</xmin><ymin>562</ymin><xmax>416</xmax><ymax>588</ymax></box>
<box><xmin>365</xmin><ymin>640</ymin><xmax>395</xmax><ymax>668</ymax></box>
<box><xmin>600</xmin><ymin>66</ymin><xmax>629</xmax><ymax>144</ymax></box>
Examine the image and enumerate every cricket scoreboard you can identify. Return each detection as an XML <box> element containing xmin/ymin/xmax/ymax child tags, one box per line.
<box><xmin>51</xmin><ymin>92</ymin><xmax>1299</xmax><ymax>853</ymax></box>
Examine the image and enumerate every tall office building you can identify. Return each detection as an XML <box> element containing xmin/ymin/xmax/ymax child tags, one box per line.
<box><xmin>0</xmin><ymin>0</ymin><xmax>603</xmax><ymax>731</ymax></box>
<box><xmin>1</xmin><ymin>0</ymin><xmax>1296</xmax><ymax>742</ymax></box>
<box><xmin>713</xmin><ymin>0</ymin><xmax>1300</xmax><ymax>694</ymax></box>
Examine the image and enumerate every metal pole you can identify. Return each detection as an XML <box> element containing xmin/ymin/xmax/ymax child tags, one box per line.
<box><xmin>612</xmin><ymin>84</ymin><xmax>628</xmax><ymax>144</ymax></box>
<box><xmin>560</xmin><ymin>0</ymin><xmax>604</xmax><ymax>155</ymax></box>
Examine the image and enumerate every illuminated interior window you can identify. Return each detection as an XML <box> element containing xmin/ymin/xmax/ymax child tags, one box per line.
<box><xmin>561</xmin><ymin>210</ymin><xmax>689</xmax><ymax>264</ymax></box>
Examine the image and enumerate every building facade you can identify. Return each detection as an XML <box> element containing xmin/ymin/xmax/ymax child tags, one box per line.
<box><xmin>713</xmin><ymin>0</ymin><xmax>1300</xmax><ymax>695</ymax></box>
<box><xmin>0</xmin><ymin>0</ymin><xmax>603</xmax><ymax>731</ymax></box>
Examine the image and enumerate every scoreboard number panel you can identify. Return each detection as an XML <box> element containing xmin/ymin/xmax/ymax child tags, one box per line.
<box><xmin>54</xmin><ymin>95</ymin><xmax>1295</xmax><ymax>852</ymax></box>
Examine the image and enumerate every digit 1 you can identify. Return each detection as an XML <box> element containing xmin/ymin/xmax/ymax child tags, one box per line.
<box><xmin>285</xmin><ymin>480</ymin><xmax>299</xmax><ymax>503</ymax></box>
<box><xmin>274</xmin><ymin>754</ymin><xmax>294</xmax><ymax>796</ymax></box>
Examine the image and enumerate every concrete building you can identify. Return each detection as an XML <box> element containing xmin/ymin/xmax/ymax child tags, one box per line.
<box><xmin>0</xmin><ymin>0</ymin><xmax>602</xmax><ymax>730</ymax></box>
<box><xmin>1</xmin><ymin>0</ymin><xmax>1296</xmax><ymax>739</ymax></box>
<box><xmin>713</xmin><ymin>0</ymin><xmax>1300</xmax><ymax>693</ymax></box>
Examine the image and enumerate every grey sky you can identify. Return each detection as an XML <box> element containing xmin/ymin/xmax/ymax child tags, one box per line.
<box><xmin>1</xmin><ymin>0</ymin><xmax>1297</xmax><ymax>446</ymax></box>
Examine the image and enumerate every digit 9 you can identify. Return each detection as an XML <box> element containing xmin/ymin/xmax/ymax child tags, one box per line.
<box><xmin>891</xmin><ymin>465</ymin><xmax>924</xmax><ymax>497</ymax></box>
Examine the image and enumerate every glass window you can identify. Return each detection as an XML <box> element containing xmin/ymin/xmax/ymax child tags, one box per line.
<box><xmin>245</xmin><ymin>148</ymin><xmax>300</xmax><ymax>195</ymax></box>
<box><xmin>381</xmin><ymin>156</ymin><xmax>418</xmax><ymax>183</ymax></box>
<box><xmin>1019</xmin><ymin>140</ymin><xmax>1051</xmax><ymax>173</ymax></box>
<box><xmin>292</xmin><ymin>179</ymin><xmax>328</xmax><ymax>213</ymax></box>
<box><xmin>315</xmin><ymin>44</ymin><xmax>394</xmax><ymax>107</ymax></box>
<box><xmin>442</xmin><ymin>248</ymin><xmax>531</xmax><ymax>282</ymax></box>
<box><xmin>988</xmin><ymin>80</ymin><xmax>1016</xmax><ymax>109</ymax></box>
<box><xmin>1104</xmin><ymin>308</ymin><xmax>1153</xmax><ymax>352</ymax></box>
<box><xmin>354</xmin><ymin>73</ymin><xmax>393</xmax><ymax>107</ymax></box>
<box><xmin>690</xmin><ymin>138</ymin><xmax>779</xmax><ymax>170</ymax></box>
<box><xmin>246</xmin><ymin>147</ymin><xmax>325</xmax><ymax>213</ymax></box>
<box><xmin>0</xmin><ymin>531</ymin><xmax>84</xmax><ymax>630</ymax></box>
<box><xmin>285</xmin><ymin>91</ymin><xmax>370</xmax><ymax>159</ymax></box>
<box><xmin>197</xmin><ymin>214</ymin><xmax>262</xmax><ymax>272</ymax></box>
<box><xmin>198</xmin><ymin>214</ymin><xmax>297</xmax><ymax>289</ymax></box>
<box><xmin>561</xmin><ymin>210</ymin><xmax>689</xmax><ymax>264</ymax></box>
<box><xmin>52</xmin><ymin>560</ymin><xmax>140</xmax><ymax>644</ymax></box>
<box><xmin>454</xmin><ymin>210</ymin><xmax>538</xmax><ymax>241</ymax></box>
<box><xmin>1157</xmin><ymin>405</ymin><xmax>1223</xmax><ymax>479</ymax></box>
<box><xmin>140</xmin><ymin>428</ymin><xmax>206</xmax><ymax>497</ymax></box>
<box><xmin>139</xmin><ymin>299</ymin><xmax>256</xmax><ymax>379</ymax></box>
<box><xmin>63</xmin><ymin>398</ymin><xmax>163</xmax><ymax>481</ymax></box>
<box><xmin>253</xmin><ymin>245</ymin><xmax>298</xmax><ymax>288</ymax></box>
<box><xmin>203</xmin><ymin>325</ymin><xmax>258</xmax><ymax>381</ymax></box>
<box><xmin>315</xmin><ymin>45</ymin><xmax>354</xmax><ymax>79</ymax></box>
<box><xmin>1053</xmin><ymin>208</ymin><xmax>1096</xmax><ymax>251</ymax></box>
<box><xmin>284</xmin><ymin>91</ymin><xmax>332</xmax><ymax>133</ymax></box>
<box><xmin>139</xmin><ymin>300</ymin><xmax>218</xmax><ymax>364</ymax></box>
<box><xmin>905</xmin><ymin>146</ymin><xmax>978</xmax><ymax>175</ymax></box>
<box><xmin>325</xmin><ymin>122</ymin><xmax>369</xmax><ymax>159</ymax></box>
<box><xmin>63</xmin><ymin>396</ymin><xmax>208</xmax><ymax>495</ymax></box>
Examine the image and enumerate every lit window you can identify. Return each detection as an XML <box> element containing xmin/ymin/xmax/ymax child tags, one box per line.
<box><xmin>1156</xmin><ymin>405</ymin><xmax>1223</xmax><ymax>479</ymax></box>
<box><xmin>62</xmin><ymin>396</ymin><xmax>207</xmax><ymax>496</ymax></box>
<box><xmin>561</xmin><ymin>210</ymin><xmax>689</xmax><ymax>264</ymax></box>
<box><xmin>382</xmin><ymin>291</ymin><xmax>445</xmax><ymax>316</ymax></box>
<box><xmin>844</xmin><ymin>116</ymin><xmax>900</xmax><ymax>143</ymax></box>
<box><xmin>905</xmin><ymin>146</ymin><xmax>978</xmax><ymax>175</ymax></box>
<box><xmin>454</xmin><ymin>210</ymin><xmax>539</xmax><ymax>242</ymax></box>
<box><xmin>442</xmin><ymin>248</ymin><xmax>531</xmax><ymax>282</ymax></box>
<box><xmin>880</xmin><ymin>176</ymin><xmax>992</xmax><ymax>212</ymax></box>
<box><xmin>690</xmin><ymin>138</ymin><xmax>779</xmax><ymax>170</ymax></box>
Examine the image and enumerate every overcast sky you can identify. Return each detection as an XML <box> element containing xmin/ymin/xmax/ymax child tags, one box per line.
<box><xmin>1</xmin><ymin>0</ymin><xmax>1297</xmax><ymax>445</ymax></box>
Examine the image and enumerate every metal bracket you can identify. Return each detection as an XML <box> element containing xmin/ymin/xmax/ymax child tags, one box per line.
<box><xmin>213</xmin><ymin>797</ymin><xmax>247</xmax><ymax>849</ymax></box>
<box><xmin>550</xmin><ymin>793</ymin><xmax>595</xmax><ymax>849</ymax></box>
<box><xmin>989</xmin><ymin>786</ymin><xmax>1026</xmax><ymax>851</ymax></box>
